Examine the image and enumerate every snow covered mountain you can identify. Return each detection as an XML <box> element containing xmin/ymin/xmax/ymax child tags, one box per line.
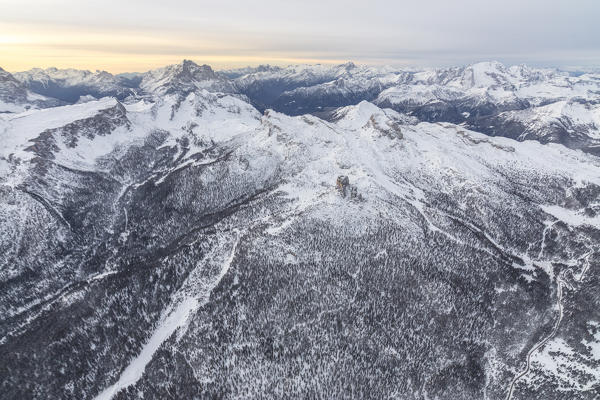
<box><xmin>226</xmin><ymin>61</ymin><xmax>600</xmax><ymax>154</ymax></box>
<box><xmin>231</xmin><ymin>62</ymin><xmax>405</xmax><ymax>113</ymax></box>
<box><xmin>0</xmin><ymin>67</ymin><xmax>62</xmax><ymax>113</ymax></box>
<box><xmin>139</xmin><ymin>60</ymin><xmax>235</xmax><ymax>96</ymax></box>
<box><xmin>1</xmin><ymin>59</ymin><xmax>600</xmax><ymax>400</ymax></box>
<box><xmin>13</xmin><ymin>68</ymin><xmax>136</xmax><ymax>103</ymax></box>
<box><xmin>8</xmin><ymin>60</ymin><xmax>600</xmax><ymax>154</ymax></box>
<box><xmin>374</xmin><ymin>62</ymin><xmax>600</xmax><ymax>154</ymax></box>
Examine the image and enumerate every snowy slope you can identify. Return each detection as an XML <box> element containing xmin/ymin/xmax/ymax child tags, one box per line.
<box><xmin>498</xmin><ymin>100</ymin><xmax>600</xmax><ymax>140</ymax></box>
<box><xmin>1</xmin><ymin>98</ymin><xmax>120</xmax><ymax>160</ymax></box>
<box><xmin>1</xmin><ymin>62</ymin><xmax>600</xmax><ymax>400</ymax></box>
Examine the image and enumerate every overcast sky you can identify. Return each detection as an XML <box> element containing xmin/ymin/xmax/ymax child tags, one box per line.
<box><xmin>1</xmin><ymin>0</ymin><xmax>599</xmax><ymax>72</ymax></box>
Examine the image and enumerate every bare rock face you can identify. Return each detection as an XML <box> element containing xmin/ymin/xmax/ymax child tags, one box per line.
<box><xmin>368</xmin><ymin>115</ymin><xmax>404</xmax><ymax>139</ymax></box>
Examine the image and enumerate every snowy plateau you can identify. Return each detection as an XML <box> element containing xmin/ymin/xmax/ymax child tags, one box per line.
<box><xmin>1</xmin><ymin>60</ymin><xmax>600</xmax><ymax>399</ymax></box>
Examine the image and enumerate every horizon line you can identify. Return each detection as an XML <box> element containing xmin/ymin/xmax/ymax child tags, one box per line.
<box><xmin>3</xmin><ymin>58</ymin><xmax>598</xmax><ymax>75</ymax></box>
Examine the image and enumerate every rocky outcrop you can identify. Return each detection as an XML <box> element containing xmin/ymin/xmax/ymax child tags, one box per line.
<box><xmin>336</xmin><ymin>175</ymin><xmax>361</xmax><ymax>200</ymax></box>
<box><xmin>336</xmin><ymin>175</ymin><xmax>349</xmax><ymax>196</ymax></box>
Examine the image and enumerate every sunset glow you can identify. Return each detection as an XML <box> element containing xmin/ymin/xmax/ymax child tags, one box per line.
<box><xmin>1</xmin><ymin>0</ymin><xmax>599</xmax><ymax>71</ymax></box>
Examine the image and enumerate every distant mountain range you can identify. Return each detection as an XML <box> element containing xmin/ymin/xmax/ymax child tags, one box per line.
<box><xmin>0</xmin><ymin>60</ymin><xmax>600</xmax><ymax>154</ymax></box>
<box><xmin>1</xmin><ymin>60</ymin><xmax>599</xmax><ymax>399</ymax></box>
<box><xmin>3</xmin><ymin>60</ymin><xmax>600</xmax><ymax>155</ymax></box>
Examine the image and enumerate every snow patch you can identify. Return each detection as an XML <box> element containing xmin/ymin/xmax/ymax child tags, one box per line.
<box><xmin>541</xmin><ymin>205</ymin><xmax>600</xmax><ymax>229</ymax></box>
<box><xmin>93</xmin><ymin>297</ymin><xmax>199</xmax><ymax>400</ymax></box>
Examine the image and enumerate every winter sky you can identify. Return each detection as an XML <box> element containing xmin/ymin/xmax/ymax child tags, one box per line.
<box><xmin>1</xmin><ymin>0</ymin><xmax>598</xmax><ymax>72</ymax></box>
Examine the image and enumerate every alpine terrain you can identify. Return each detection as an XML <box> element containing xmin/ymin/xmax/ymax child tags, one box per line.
<box><xmin>1</xmin><ymin>60</ymin><xmax>599</xmax><ymax>400</ymax></box>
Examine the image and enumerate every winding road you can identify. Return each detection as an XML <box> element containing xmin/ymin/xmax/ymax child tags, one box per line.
<box><xmin>505</xmin><ymin>273</ymin><xmax>566</xmax><ymax>400</ymax></box>
<box><xmin>506</xmin><ymin>250</ymin><xmax>594</xmax><ymax>400</ymax></box>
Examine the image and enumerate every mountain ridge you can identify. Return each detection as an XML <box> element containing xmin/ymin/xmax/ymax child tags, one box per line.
<box><xmin>5</xmin><ymin>59</ymin><xmax>600</xmax><ymax>154</ymax></box>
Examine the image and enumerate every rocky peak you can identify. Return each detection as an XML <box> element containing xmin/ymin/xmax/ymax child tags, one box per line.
<box><xmin>140</xmin><ymin>60</ymin><xmax>234</xmax><ymax>96</ymax></box>
<box><xmin>341</xmin><ymin>61</ymin><xmax>357</xmax><ymax>71</ymax></box>
<box><xmin>178</xmin><ymin>60</ymin><xmax>216</xmax><ymax>78</ymax></box>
